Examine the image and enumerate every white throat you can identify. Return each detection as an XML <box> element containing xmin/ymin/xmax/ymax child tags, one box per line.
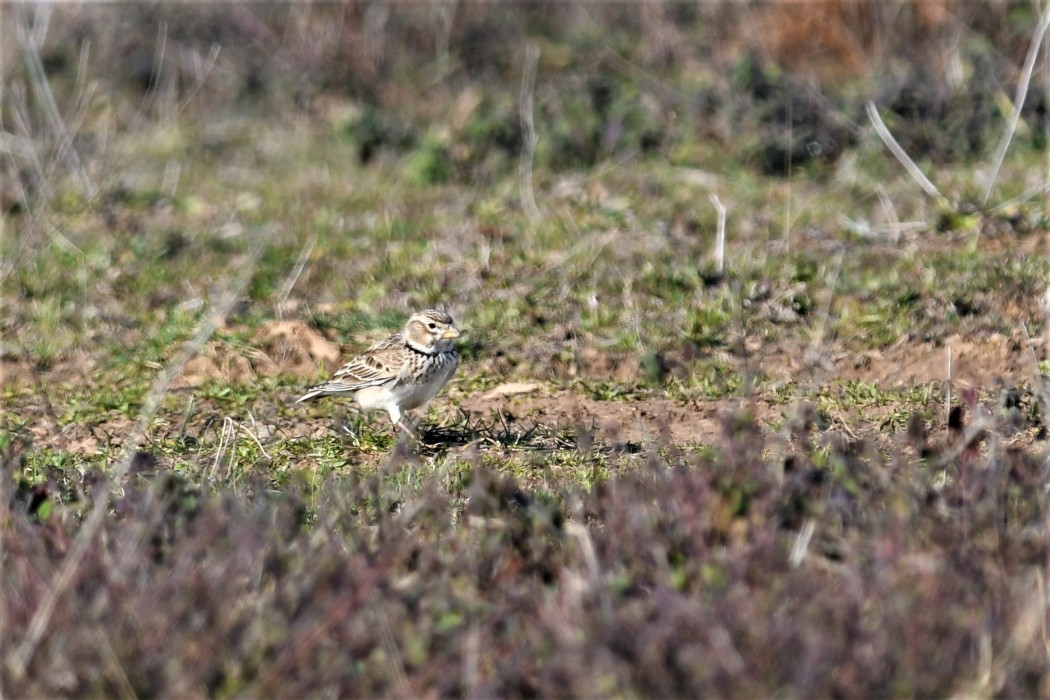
<box><xmin>406</xmin><ymin>337</ymin><xmax>438</xmax><ymax>355</ymax></box>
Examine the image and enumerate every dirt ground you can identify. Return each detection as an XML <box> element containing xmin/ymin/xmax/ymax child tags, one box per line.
<box><xmin>6</xmin><ymin>316</ymin><xmax>1042</xmax><ymax>456</ymax></box>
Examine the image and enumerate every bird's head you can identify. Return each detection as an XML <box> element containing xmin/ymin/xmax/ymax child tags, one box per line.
<box><xmin>405</xmin><ymin>309</ymin><xmax>460</xmax><ymax>354</ymax></box>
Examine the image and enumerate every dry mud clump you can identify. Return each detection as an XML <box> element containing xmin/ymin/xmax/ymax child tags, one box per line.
<box><xmin>172</xmin><ymin>320</ymin><xmax>340</xmax><ymax>388</ymax></box>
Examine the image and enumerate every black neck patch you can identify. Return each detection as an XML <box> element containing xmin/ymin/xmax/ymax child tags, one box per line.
<box><xmin>406</xmin><ymin>340</ymin><xmax>438</xmax><ymax>356</ymax></box>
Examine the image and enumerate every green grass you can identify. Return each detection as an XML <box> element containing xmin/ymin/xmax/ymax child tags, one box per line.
<box><xmin>6</xmin><ymin>113</ymin><xmax>1042</xmax><ymax>485</ymax></box>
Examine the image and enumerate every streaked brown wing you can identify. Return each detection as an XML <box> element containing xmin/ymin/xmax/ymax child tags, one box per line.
<box><xmin>327</xmin><ymin>333</ymin><xmax>407</xmax><ymax>389</ymax></box>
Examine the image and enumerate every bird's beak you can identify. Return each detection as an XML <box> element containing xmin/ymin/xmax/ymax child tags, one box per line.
<box><xmin>442</xmin><ymin>327</ymin><xmax>461</xmax><ymax>339</ymax></box>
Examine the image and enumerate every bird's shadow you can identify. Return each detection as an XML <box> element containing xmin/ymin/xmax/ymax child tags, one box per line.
<box><xmin>413</xmin><ymin>409</ymin><xmax>644</xmax><ymax>457</ymax></box>
<box><xmin>334</xmin><ymin>408</ymin><xmax>644</xmax><ymax>457</ymax></box>
<box><xmin>415</xmin><ymin>408</ymin><xmax>572</xmax><ymax>452</ymax></box>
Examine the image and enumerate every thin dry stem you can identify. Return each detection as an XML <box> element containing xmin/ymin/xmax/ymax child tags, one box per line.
<box><xmin>240</xmin><ymin>414</ymin><xmax>272</xmax><ymax>461</ymax></box>
<box><xmin>989</xmin><ymin>181</ymin><xmax>1050</xmax><ymax>213</ymax></box>
<box><xmin>789</xmin><ymin>518</ymin><xmax>816</xmax><ymax>568</ymax></box>
<box><xmin>946</xmin><ymin>343</ymin><xmax>952</xmax><ymax>423</ymax></box>
<box><xmin>210</xmin><ymin>416</ymin><xmax>236</xmax><ymax>483</ymax></box>
<box><xmin>134</xmin><ymin>21</ymin><xmax>168</xmax><ymax>126</ymax></box>
<box><xmin>865</xmin><ymin>101</ymin><xmax>944</xmax><ymax>203</ymax></box>
<box><xmin>982</xmin><ymin>4</ymin><xmax>1050</xmax><ymax>205</ymax></box>
<box><xmin>710</xmin><ymin>193</ymin><xmax>726</xmax><ymax>274</ymax></box>
<box><xmin>7</xmin><ymin>83</ymin><xmax>49</xmax><ymax>201</ymax></box>
<box><xmin>175</xmin><ymin>44</ymin><xmax>221</xmax><ymax>117</ymax></box>
<box><xmin>18</xmin><ymin>5</ymin><xmax>96</xmax><ymax>199</ymax></box>
<box><xmin>375</xmin><ymin>603</ymin><xmax>411</xmax><ymax>697</ymax></box>
<box><xmin>6</xmin><ymin>233</ymin><xmax>267</xmax><ymax>680</ymax></box>
<box><xmin>462</xmin><ymin>623</ymin><xmax>480</xmax><ymax>700</ymax></box>
<box><xmin>519</xmin><ymin>42</ymin><xmax>541</xmax><ymax>223</ymax></box>
<box><xmin>805</xmin><ymin>248</ymin><xmax>845</xmax><ymax>365</ymax></box>
<box><xmin>277</xmin><ymin>236</ymin><xmax>315</xmax><ymax>319</ymax></box>
<box><xmin>874</xmin><ymin>184</ymin><xmax>902</xmax><ymax>243</ymax></box>
<box><xmin>434</xmin><ymin>0</ymin><xmax>459</xmax><ymax>79</ymax></box>
<box><xmin>94</xmin><ymin>629</ymin><xmax>136</xmax><ymax>700</ymax></box>
<box><xmin>47</xmin><ymin>41</ymin><xmax>98</xmax><ymax>193</ymax></box>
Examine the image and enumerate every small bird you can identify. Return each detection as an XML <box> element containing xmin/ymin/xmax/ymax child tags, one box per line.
<box><xmin>295</xmin><ymin>309</ymin><xmax>461</xmax><ymax>434</ymax></box>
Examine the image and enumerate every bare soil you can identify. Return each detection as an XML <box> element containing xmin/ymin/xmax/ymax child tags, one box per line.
<box><xmin>8</xmin><ymin>313</ymin><xmax>1040</xmax><ymax>458</ymax></box>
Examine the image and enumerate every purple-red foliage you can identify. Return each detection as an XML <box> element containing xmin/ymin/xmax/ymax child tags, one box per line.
<box><xmin>2</xmin><ymin>412</ymin><xmax>1050</xmax><ymax>697</ymax></box>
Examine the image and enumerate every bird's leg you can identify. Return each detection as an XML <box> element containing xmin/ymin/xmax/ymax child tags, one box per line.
<box><xmin>388</xmin><ymin>408</ymin><xmax>416</xmax><ymax>438</ymax></box>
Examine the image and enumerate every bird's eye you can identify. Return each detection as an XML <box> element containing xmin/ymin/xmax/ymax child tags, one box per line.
<box><xmin>427</xmin><ymin>322</ymin><xmax>436</xmax><ymax>330</ymax></box>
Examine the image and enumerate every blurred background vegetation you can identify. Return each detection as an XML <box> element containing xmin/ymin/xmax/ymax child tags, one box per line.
<box><xmin>3</xmin><ymin>0</ymin><xmax>1048</xmax><ymax>196</ymax></box>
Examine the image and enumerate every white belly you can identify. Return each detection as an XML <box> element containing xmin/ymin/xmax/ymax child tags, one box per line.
<box><xmin>352</xmin><ymin>353</ymin><xmax>457</xmax><ymax>417</ymax></box>
<box><xmin>395</xmin><ymin>360</ymin><xmax>456</xmax><ymax>410</ymax></box>
<box><xmin>354</xmin><ymin>384</ymin><xmax>397</xmax><ymax>412</ymax></box>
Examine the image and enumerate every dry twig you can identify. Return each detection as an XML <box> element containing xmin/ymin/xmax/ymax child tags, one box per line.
<box><xmin>865</xmin><ymin>101</ymin><xmax>944</xmax><ymax>203</ymax></box>
<box><xmin>519</xmin><ymin>43</ymin><xmax>541</xmax><ymax>223</ymax></box>
<box><xmin>982</xmin><ymin>5</ymin><xmax>1050</xmax><ymax>205</ymax></box>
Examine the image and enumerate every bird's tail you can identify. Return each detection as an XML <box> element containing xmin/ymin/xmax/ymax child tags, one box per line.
<box><xmin>294</xmin><ymin>386</ymin><xmax>326</xmax><ymax>404</ymax></box>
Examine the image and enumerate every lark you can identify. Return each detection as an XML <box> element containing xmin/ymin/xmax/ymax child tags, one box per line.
<box><xmin>295</xmin><ymin>309</ymin><xmax>461</xmax><ymax>434</ymax></box>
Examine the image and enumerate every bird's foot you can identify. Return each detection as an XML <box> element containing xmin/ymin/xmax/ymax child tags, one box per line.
<box><xmin>393</xmin><ymin>418</ymin><xmax>418</xmax><ymax>439</ymax></box>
